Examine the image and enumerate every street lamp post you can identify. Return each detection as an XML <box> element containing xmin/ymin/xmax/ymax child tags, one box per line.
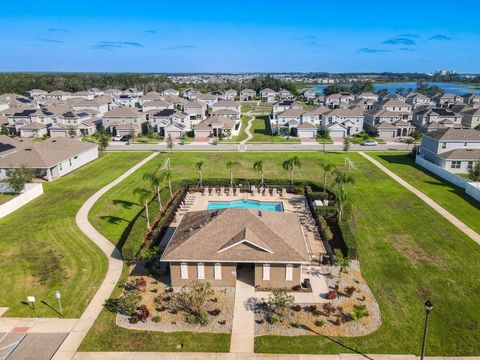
<box><xmin>55</xmin><ymin>290</ymin><xmax>63</xmax><ymax>317</ymax></box>
<box><xmin>420</xmin><ymin>300</ymin><xmax>433</xmax><ymax>360</ymax></box>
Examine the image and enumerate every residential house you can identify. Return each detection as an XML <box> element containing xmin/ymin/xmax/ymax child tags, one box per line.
<box><xmin>364</xmin><ymin>109</ymin><xmax>414</xmax><ymax>138</ymax></box>
<box><xmin>325</xmin><ymin>92</ymin><xmax>354</xmax><ymax>108</ymax></box>
<box><xmin>19</xmin><ymin>122</ymin><xmax>49</xmax><ymax>138</ymax></box>
<box><xmin>461</xmin><ymin>108</ymin><xmax>480</xmax><ymax>129</ymax></box>
<box><xmin>27</xmin><ymin>89</ymin><xmax>48</xmax><ymax>100</ymax></box>
<box><xmin>196</xmin><ymin>93</ymin><xmax>219</xmax><ymax>107</ymax></box>
<box><xmin>45</xmin><ymin>91</ymin><xmax>71</xmax><ymax>101</ymax></box>
<box><xmin>142</xmin><ymin>100</ymin><xmax>174</xmax><ymax>112</ymax></box>
<box><xmin>73</xmin><ymin>97</ymin><xmax>111</xmax><ymax>115</ymax></box>
<box><xmin>0</xmin><ymin>135</ymin><xmax>99</xmax><ymax>181</ymax></box>
<box><xmin>433</xmin><ymin>93</ymin><xmax>461</xmax><ymax>107</ymax></box>
<box><xmin>194</xmin><ymin>115</ymin><xmax>236</xmax><ymax>138</ymax></box>
<box><xmin>275</xmin><ymin>109</ymin><xmax>305</xmax><ymax>134</ymax></box>
<box><xmin>183</xmin><ymin>100</ymin><xmax>207</xmax><ymax>126</ymax></box>
<box><xmin>406</xmin><ymin>93</ymin><xmax>434</xmax><ymax>107</ymax></box>
<box><xmin>139</xmin><ymin>92</ymin><xmax>162</xmax><ymax>106</ymax></box>
<box><xmin>160</xmin><ymin>208</ymin><xmax>310</xmax><ymax>288</ymax></box>
<box><xmin>412</xmin><ymin>108</ymin><xmax>463</xmax><ymax>131</ymax></box>
<box><xmin>70</xmin><ymin>91</ymin><xmax>95</xmax><ymax>100</ymax></box>
<box><xmin>302</xmin><ymin>89</ymin><xmax>317</xmax><ymax>101</ymax></box>
<box><xmin>272</xmin><ymin>100</ymin><xmax>302</xmax><ymax>116</ymax></box>
<box><xmin>463</xmin><ymin>94</ymin><xmax>480</xmax><ymax>107</ymax></box>
<box><xmin>183</xmin><ymin>88</ymin><xmax>200</xmax><ymax>100</ymax></box>
<box><xmin>418</xmin><ymin>128</ymin><xmax>480</xmax><ymax>173</ymax></box>
<box><xmin>149</xmin><ymin>109</ymin><xmax>191</xmax><ymax>138</ymax></box>
<box><xmin>113</xmin><ymin>94</ymin><xmax>139</xmax><ymax>108</ymax></box>
<box><xmin>240</xmin><ymin>89</ymin><xmax>256</xmax><ymax>101</ymax></box>
<box><xmin>278</xmin><ymin>89</ymin><xmax>293</xmax><ymax>100</ymax></box>
<box><xmin>223</xmin><ymin>89</ymin><xmax>238</xmax><ymax>101</ymax></box>
<box><xmin>260</xmin><ymin>88</ymin><xmax>277</xmax><ymax>102</ymax></box>
<box><xmin>356</xmin><ymin>92</ymin><xmax>379</xmax><ymax>101</ymax></box>
<box><xmin>0</xmin><ymin>94</ymin><xmax>34</xmax><ymax>108</ymax></box>
<box><xmin>161</xmin><ymin>89</ymin><xmax>180</xmax><ymax>97</ymax></box>
<box><xmin>102</xmin><ymin>107</ymin><xmax>144</xmax><ymax>136</ymax></box>
<box><xmin>321</xmin><ymin>107</ymin><xmax>364</xmax><ymax>137</ymax></box>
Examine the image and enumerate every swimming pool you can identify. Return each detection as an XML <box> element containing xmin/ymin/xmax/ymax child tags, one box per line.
<box><xmin>207</xmin><ymin>199</ymin><xmax>284</xmax><ymax>212</ymax></box>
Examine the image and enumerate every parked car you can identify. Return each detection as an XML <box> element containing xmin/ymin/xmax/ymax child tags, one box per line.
<box><xmin>361</xmin><ymin>141</ymin><xmax>378</xmax><ymax>146</ymax></box>
<box><xmin>113</xmin><ymin>135</ymin><xmax>129</xmax><ymax>142</ymax></box>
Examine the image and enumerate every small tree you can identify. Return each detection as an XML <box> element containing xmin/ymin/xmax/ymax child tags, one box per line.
<box><xmin>162</xmin><ymin>170</ymin><xmax>173</xmax><ymax>197</ymax></box>
<box><xmin>468</xmin><ymin>161</ymin><xmax>480</xmax><ymax>182</ymax></box>
<box><xmin>335</xmin><ymin>249</ymin><xmax>351</xmax><ymax>273</ymax></box>
<box><xmin>322</xmin><ymin>128</ymin><xmax>330</xmax><ymax>153</ymax></box>
<box><xmin>405</xmin><ymin>137</ymin><xmax>414</xmax><ymax>151</ymax></box>
<box><xmin>171</xmin><ymin>281</ymin><xmax>213</xmax><ymax>324</ymax></box>
<box><xmin>5</xmin><ymin>166</ymin><xmax>34</xmax><ymax>194</ymax></box>
<box><xmin>267</xmin><ymin>289</ymin><xmax>295</xmax><ymax>317</ymax></box>
<box><xmin>133</xmin><ymin>187</ymin><xmax>153</xmax><ymax>231</ymax></box>
<box><xmin>253</xmin><ymin>160</ymin><xmax>266</xmax><ymax>186</ymax></box>
<box><xmin>282</xmin><ymin>156</ymin><xmax>301</xmax><ymax>185</ymax></box>
<box><xmin>0</xmin><ymin>125</ymin><xmax>9</xmax><ymax>135</ymax></box>
<box><xmin>226</xmin><ymin>161</ymin><xmax>240</xmax><ymax>186</ymax></box>
<box><xmin>117</xmin><ymin>291</ymin><xmax>140</xmax><ymax>316</ymax></box>
<box><xmin>343</xmin><ymin>136</ymin><xmax>352</xmax><ymax>153</ymax></box>
<box><xmin>68</xmin><ymin>126</ymin><xmax>76</xmax><ymax>137</ymax></box>
<box><xmin>195</xmin><ymin>160</ymin><xmax>205</xmax><ymax>187</ymax></box>
<box><xmin>166</xmin><ymin>134</ymin><xmax>174</xmax><ymax>152</ymax></box>
<box><xmin>97</xmin><ymin>133</ymin><xmax>110</xmax><ymax>155</ymax></box>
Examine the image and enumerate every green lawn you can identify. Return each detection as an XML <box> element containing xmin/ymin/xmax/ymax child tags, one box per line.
<box><xmin>370</xmin><ymin>151</ymin><xmax>480</xmax><ymax>234</ymax></box>
<box><xmin>250</xmin><ymin>116</ymin><xmax>301</xmax><ymax>143</ymax></box>
<box><xmin>134</xmin><ymin>135</ymin><xmax>163</xmax><ymax>144</ymax></box>
<box><xmin>0</xmin><ymin>151</ymin><xmax>151</xmax><ymax>317</ymax></box>
<box><xmin>81</xmin><ymin>152</ymin><xmax>479</xmax><ymax>355</ymax></box>
<box><xmin>0</xmin><ymin>193</ymin><xmax>15</xmax><ymax>205</ymax></box>
<box><xmin>351</xmin><ymin>134</ymin><xmax>386</xmax><ymax>144</ymax></box>
<box><xmin>221</xmin><ymin>115</ymin><xmax>250</xmax><ymax>143</ymax></box>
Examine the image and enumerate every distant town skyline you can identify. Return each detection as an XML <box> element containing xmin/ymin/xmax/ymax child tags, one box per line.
<box><xmin>1</xmin><ymin>0</ymin><xmax>479</xmax><ymax>73</ymax></box>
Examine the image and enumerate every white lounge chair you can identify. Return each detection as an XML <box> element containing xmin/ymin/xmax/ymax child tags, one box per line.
<box><xmin>211</xmin><ymin>187</ymin><xmax>216</xmax><ymax>196</ymax></box>
<box><xmin>272</xmin><ymin>188</ymin><xmax>277</xmax><ymax>196</ymax></box>
<box><xmin>228</xmin><ymin>187</ymin><xmax>233</xmax><ymax>196</ymax></box>
<box><xmin>280</xmin><ymin>188</ymin><xmax>286</xmax><ymax>197</ymax></box>
<box><xmin>203</xmin><ymin>187</ymin><xmax>209</xmax><ymax>196</ymax></box>
<box><xmin>236</xmin><ymin>187</ymin><xmax>241</xmax><ymax>195</ymax></box>
<box><xmin>259</xmin><ymin>187</ymin><xmax>265</xmax><ymax>196</ymax></box>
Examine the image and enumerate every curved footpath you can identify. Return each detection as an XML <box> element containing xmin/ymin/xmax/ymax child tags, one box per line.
<box><xmin>52</xmin><ymin>152</ymin><xmax>159</xmax><ymax>360</ymax></box>
<box><xmin>239</xmin><ymin>113</ymin><xmax>255</xmax><ymax>151</ymax></box>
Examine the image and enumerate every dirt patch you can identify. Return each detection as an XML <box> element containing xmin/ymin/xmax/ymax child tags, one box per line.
<box><xmin>387</xmin><ymin>234</ymin><xmax>447</xmax><ymax>268</ymax></box>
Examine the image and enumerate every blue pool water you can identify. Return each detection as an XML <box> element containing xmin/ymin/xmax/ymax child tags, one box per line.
<box><xmin>207</xmin><ymin>199</ymin><xmax>284</xmax><ymax>212</ymax></box>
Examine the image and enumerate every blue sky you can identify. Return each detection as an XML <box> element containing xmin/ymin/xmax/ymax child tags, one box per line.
<box><xmin>1</xmin><ymin>0</ymin><xmax>479</xmax><ymax>73</ymax></box>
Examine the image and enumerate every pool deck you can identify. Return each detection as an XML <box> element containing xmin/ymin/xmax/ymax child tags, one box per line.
<box><xmin>169</xmin><ymin>191</ymin><xmax>326</xmax><ymax>261</ymax></box>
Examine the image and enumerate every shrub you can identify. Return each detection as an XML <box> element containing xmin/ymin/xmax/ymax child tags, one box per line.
<box><xmin>118</xmin><ymin>291</ymin><xmax>140</xmax><ymax>316</ymax></box>
<box><xmin>170</xmin><ymin>309</ymin><xmax>178</xmax><ymax>314</ymax></box>
<box><xmin>267</xmin><ymin>313</ymin><xmax>282</xmax><ymax>325</ymax></box>
<box><xmin>150</xmin><ymin>288</ymin><xmax>158</xmax><ymax>293</ymax></box>
<box><xmin>291</xmin><ymin>285</ymin><xmax>302</xmax><ymax>291</ymax></box>
<box><xmin>257</xmin><ymin>319</ymin><xmax>265</xmax><ymax>324</ymax></box>
<box><xmin>309</xmin><ymin>305</ymin><xmax>317</xmax><ymax>312</ymax></box>
<box><xmin>344</xmin><ymin>286</ymin><xmax>356</xmax><ymax>297</ymax></box>
<box><xmin>103</xmin><ymin>298</ymin><xmax>119</xmax><ymax>313</ymax></box>
<box><xmin>163</xmin><ymin>296</ymin><xmax>172</xmax><ymax>302</ymax></box>
<box><xmin>210</xmin><ymin>297</ymin><xmax>218</xmax><ymax>303</ymax></box>
<box><xmin>166</xmin><ymin>287</ymin><xmax>174</xmax><ymax>293</ymax></box>
<box><xmin>314</xmin><ymin>320</ymin><xmax>325</xmax><ymax>327</ymax></box>
<box><xmin>185</xmin><ymin>310</ymin><xmax>209</xmax><ymax>326</ymax></box>
<box><xmin>326</xmin><ymin>290</ymin><xmax>337</xmax><ymax>300</ymax></box>
<box><xmin>135</xmin><ymin>277</ymin><xmax>147</xmax><ymax>290</ymax></box>
<box><xmin>155</xmin><ymin>306</ymin><xmax>166</xmax><ymax>312</ymax></box>
<box><xmin>208</xmin><ymin>309</ymin><xmax>221</xmax><ymax>316</ymax></box>
<box><xmin>313</xmin><ymin>309</ymin><xmax>322</xmax><ymax>317</ymax></box>
<box><xmin>352</xmin><ymin>305</ymin><xmax>369</xmax><ymax>320</ymax></box>
<box><xmin>135</xmin><ymin>304</ymin><xmax>150</xmax><ymax>322</ymax></box>
<box><xmin>218</xmin><ymin>320</ymin><xmax>226</xmax><ymax>325</ymax></box>
<box><xmin>171</xmin><ymin>281</ymin><xmax>213</xmax><ymax>317</ymax></box>
<box><xmin>267</xmin><ymin>289</ymin><xmax>295</xmax><ymax>316</ymax></box>
<box><xmin>151</xmin><ymin>315</ymin><xmax>161</xmax><ymax>323</ymax></box>
<box><xmin>292</xmin><ymin>304</ymin><xmax>302</xmax><ymax>312</ymax></box>
<box><xmin>290</xmin><ymin>322</ymin><xmax>301</xmax><ymax>328</ymax></box>
<box><xmin>335</xmin><ymin>249</ymin><xmax>351</xmax><ymax>273</ymax></box>
<box><xmin>322</xmin><ymin>303</ymin><xmax>336</xmax><ymax>316</ymax></box>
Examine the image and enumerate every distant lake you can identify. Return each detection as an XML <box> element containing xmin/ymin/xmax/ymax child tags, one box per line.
<box><xmin>305</xmin><ymin>82</ymin><xmax>480</xmax><ymax>96</ymax></box>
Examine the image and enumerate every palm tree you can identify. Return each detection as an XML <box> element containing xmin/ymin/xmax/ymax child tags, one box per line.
<box><xmin>318</xmin><ymin>159</ymin><xmax>336</xmax><ymax>193</ymax></box>
<box><xmin>162</xmin><ymin>170</ymin><xmax>173</xmax><ymax>197</ymax></box>
<box><xmin>253</xmin><ymin>160</ymin><xmax>266</xmax><ymax>186</ymax></box>
<box><xmin>195</xmin><ymin>160</ymin><xmax>205</xmax><ymax>187</ymax></box>
<box><xmin>133</xmin><ymin>187</ymin><xmax>153</xmax><ymax>231</ymax></box>
<box><xmin>226</xmin><ymin>161</ymin><xmax>240</xmax><ymax>186</ymax></box>
<box><xmin>282</xmin><ymin>156</ymin><xmax>301</xmax><ymax>185</ymax></box>
<box><xmin>333</xmin><ymin>170</ymin><xmax>355</xmax><ymax>193</ymax></box>
<box><xmin>143</xmin><ymin>172</ymin><xmax>163</xmax><ymax>213</ymax></box>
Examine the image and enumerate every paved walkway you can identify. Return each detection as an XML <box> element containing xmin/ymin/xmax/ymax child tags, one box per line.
<box><xmin>230</xmin><ymin>267</ymin><xmax>255</xmax><ymax>353</ymax></box>
<box><xmin>71</xmin><ymin>353</ymin><xmax>480</xmax><ymax>359</ymax></box>
<box><xmin>241</xmin><ymin>114</ymin><xmax>255</xmax><ymax>145</ymax></box>
<box><xmin>359</xmin><ymin>152</ymin><xmax>480</xmax><ymax>246</ymax></box>
<box><xmin>52</xmin><ymin>152</ymin><xmax>159</xmax><ymax>360</ymax></box>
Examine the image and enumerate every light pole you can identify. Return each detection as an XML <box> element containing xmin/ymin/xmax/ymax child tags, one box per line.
<box><xmin>420</xmin><ymin>300</ymin><xmax>433</xmax><ymax>360</ymax></box>
<box><xmin>55</xmin><ymin>290</ymin><xmax>63</xmax><ymax>317</ymax></box>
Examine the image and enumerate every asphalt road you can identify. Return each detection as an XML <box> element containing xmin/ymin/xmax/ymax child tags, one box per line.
<box><xmin>107</xmin><ymin>142</ymin><xmax>411</xmax><ymax>152</ymax></box>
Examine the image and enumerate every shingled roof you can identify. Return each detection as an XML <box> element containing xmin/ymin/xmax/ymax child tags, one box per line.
<box><xmin>161</xmin><ymin>208</ymin><xmax>310</xmax><ymax>263</ymax></box>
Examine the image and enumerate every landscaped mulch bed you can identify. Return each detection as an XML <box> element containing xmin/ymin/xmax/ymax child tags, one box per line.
<box><xmin>116</xmin><ymin>275</ymin><xmax>235</xmax><ymax>333</ymax></box>
<box><xmin>254</xmin><ymin>261</ymin><xmax>381</xmax><ymax>337</ymax></box>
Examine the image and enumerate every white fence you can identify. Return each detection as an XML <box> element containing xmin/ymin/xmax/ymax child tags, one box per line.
<box><xmin>465</xmin><ymin>182</ymin><xmax>480</xmax><ymax>202</ymax></box>
<box><xmin>0</xmin><ymin>183</ymin><xmax>44</xmax><ymax>219</ymax></box>
<box><xmin>415</xmin><ymin>156</ymin><xmax>468</xmax><ymax>188</ymax></box>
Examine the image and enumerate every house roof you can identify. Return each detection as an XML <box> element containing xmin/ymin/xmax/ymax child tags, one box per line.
<box><xmin>297</xmin><ymin>122</ymin><xmax>317</xmax><ymax>129</ymax></box>
<box><xmin>277</xmin><ymin>109</ymin><xmax>305</xmax><ymax>117</ymax></box>
<box><xmin>161</xmin><ymin>208</ymin><xmax>309</xmax><ymax>263</ymax></box>
<box><xmin>438</xmin><ymin>148</ymin><xmax>480</xmax><ymax>160</ymax></box>
<box><xmin>374</xmin><ymin>121</ymin><xmax>397</xmax><ymax>129</ymax></box>
<box><xmin>103</xmin><ymin>107</ymin><xmax>140</xmax><ymax>118</ymax></box>
<box><xmin>325</xmin><ymin>107</ymin><xmax>364</xmax><ymax>117</ymax></box>
<box><xmin>195</xmin><ymin>115</ymin><xmax>235</xmax><ymax>131</ymax></box>
<box><xmin>211</xmin><ymin>109</ymin><xmax>239</xmax><ymax>115</ymax></box>
<box><xmin>462</xmin><ymin>108</ymin><xmax>480</xmax><ymax>116</ymax></box>
<box><xmin>212</xmin><ymin>100</ymin><xmax>239</xmax><ymax>108</ymax></box>
<box><xmin>240</xmin><ymin>88</ymin><xmax>256</xmax><ymax>94</ymax></box>
<box><xmin>0</xmin><ymin>136</ymin><xmax>97</xmax><ymax>169</ymax></box>
<box><xmin>426</xmin><ymin>128</ymin><xmax>480</xmax><ymax>141</ymax></box>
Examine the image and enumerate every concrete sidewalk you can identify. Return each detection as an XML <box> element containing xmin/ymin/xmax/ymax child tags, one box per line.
<box><xmin>359</xmin><ymin>152</ymin><xmax>480</xmax><ymax>247</ymax></box>
<box><xmin>52</xmin><ymin>152</ymin><xmax>159</xmax><ymax>360</ymax></box>
<box><xmin>230</xmin><ymin>268</ymin><xmax>255</xmax><ymax>353</ymax></box>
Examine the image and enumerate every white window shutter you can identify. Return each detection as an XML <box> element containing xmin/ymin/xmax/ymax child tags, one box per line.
<box><xmin>285</xmin><ymin>264</ymin><xmax>293</xmax><ymax>281</ymax></box>
<box><xmin>262</xmin><ymin>263</ymin><xmax>270</xmax><ymax>281</ymax></box>
<box><xmin>214</xmin><ymin>263</ymin><xmax>222</xmax><ymax>280</ymax></box>
<box><xmin>180</xmin><ymin>263</ymin><xmax>188</xmax><ymax>279</ymax></box>
<box><xmin>197</xmin><ymin>263</ymin><xmax>205</xmax><ymax>279</ymax></box>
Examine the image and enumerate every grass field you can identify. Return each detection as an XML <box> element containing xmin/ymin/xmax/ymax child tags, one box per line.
<box><xmin>370</xmin><ymin>151</ymin><xmax>480</xmax><ymax>234</ymax></box>
<box><xmin>250</xmin><ymin>116</ymin><xmax>301</xmax><ymax>143</ymax></box>
<box><xmin>0</xmin><ymin>193</ymin><xmax>15</xmax><ymax>205</ymax></box>
<box><xmin>134</xmin><ymin>135</ymin><xmax>163</xmax><ymax>144</ymax></box>
<box><xmin>0</xmin><ymin>151</ymin><xmax>150</xmax><ymax>318</ymax></box>
<box><xmin>81</xmin><ymin>152</ymin><xmax>480</xmax><ymax>355</ymax></box>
